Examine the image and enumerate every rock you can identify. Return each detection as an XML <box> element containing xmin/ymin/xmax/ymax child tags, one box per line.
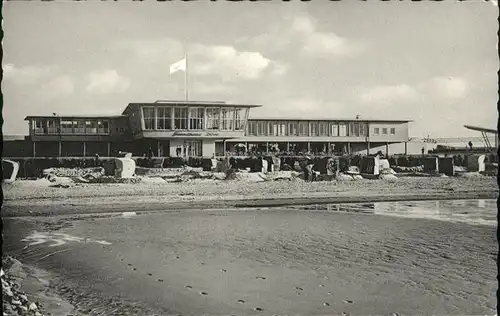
<box><xmin>19</xmin><ymin>294</ymin><xmax>28</xmax><ymax>302</ymax></box>
<box><xmin>11</xmin><ymin>299</ymin><xmax>21</xmax><ymax>305</ymax></box>
<box><xmin>336</xmin><ymin>173</ymin><xmax>354</xmax><ymax>181</ymax></box>
<box><xmin>3</xmin><ymin>284</ymin><xmax>13</xmax><ymax>297</ymax></box>
<box><xmin>380</xmin><ymin>174</ymin><xmax>398</xmax><ymax>182</ymax></box>
<box><xmin>35</xmin><ymin>312</ymin><xmax>42</xmax><ymax>316</ymax></box>
<box><xmin>348</xmin><ymin>166</ymin><xmax>360</xmax><ymax>174</ymax></box>
<box><xmin>18</xmin><ymin>305</ymin><xmax>28</xmax><ymax>312</ymax></box>
<box><xmin>29</xmin><ymin>302</ymin><xmax>38</xmax><ymax>310</ymax></box>
<box><xmin>352</xmin><ymin>174</ymin><xmax>364</xmax><ymax>180</ymax></box>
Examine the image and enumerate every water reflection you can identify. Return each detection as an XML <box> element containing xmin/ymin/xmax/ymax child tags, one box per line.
<box><xmin>288</xmin><ymin>199</ymin><xmax>496</xmax><ymax>226</ymax></box>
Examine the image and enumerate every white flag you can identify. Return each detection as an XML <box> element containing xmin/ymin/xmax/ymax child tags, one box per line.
<box><xmin>170</xmin><ymin>58</ymin><xmax>186</xmax><ymax>74</ymax></box>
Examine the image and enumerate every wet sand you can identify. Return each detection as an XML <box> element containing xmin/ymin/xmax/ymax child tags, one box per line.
<box><xmin>5</xmin><ymin>207</ymin><xmax>497</xmax><ymax>315</ymax></box>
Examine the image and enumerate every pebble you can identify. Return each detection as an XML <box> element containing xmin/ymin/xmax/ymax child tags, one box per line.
<box><xmin>29</xmin><ymin>302</ymin><xmax>38</xmax><ymax>310</ymax></box>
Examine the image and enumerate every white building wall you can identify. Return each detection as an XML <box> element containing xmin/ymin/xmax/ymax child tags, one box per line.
<box><xmin>202</xmin><ymin>139</ymin><xmax>216</xmax><ymax>158</ymax></box>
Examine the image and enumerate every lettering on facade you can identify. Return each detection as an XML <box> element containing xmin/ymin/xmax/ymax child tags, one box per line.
<box><xmin>172</xmin><ymin>132</ymin><xmax>203</xmax><ymax>137</ymax></box>
<box><xmin>172</xmin><ymin>131</ymin><xmax>221</xmax><ymax>137</ymax></box>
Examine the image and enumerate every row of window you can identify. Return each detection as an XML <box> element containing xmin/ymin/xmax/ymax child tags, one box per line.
<box><xmin>373</xmin><ymin>127</ymin><xmax>396</xmax><ymax>135</ymax></box>
<box><xmin>32</xmin><ymin>119</ymin><xmax>110</xmax><ymax>135</ymax></box>
<box><xmin>246</xmin><ymin>121</ymin><xmax>369</xmax><ymax>137</ymax></box>
<box><xmin>142</xmin><ymin>106</ymin><xmax>248</xmax><ymax>131</ymax></box>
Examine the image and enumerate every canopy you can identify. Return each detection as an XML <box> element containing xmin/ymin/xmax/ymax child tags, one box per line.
<box><xmin>464</xmin><ymin>125</ymin><xmax>497</xmax><ymax>135</ymax></box>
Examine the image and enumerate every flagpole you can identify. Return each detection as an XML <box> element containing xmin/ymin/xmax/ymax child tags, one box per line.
<box><xmin>185</xmin><ymin>52</ymin><xmax>188</xmax><ymax>101</ymax></box>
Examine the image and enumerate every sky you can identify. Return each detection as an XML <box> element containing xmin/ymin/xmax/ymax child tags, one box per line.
<box><xmin>2</xmin><ymin>1</ymin><xmax>498</xmax><ymax>139</ymax></box>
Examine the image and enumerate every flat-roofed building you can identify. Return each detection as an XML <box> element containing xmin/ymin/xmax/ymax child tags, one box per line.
<box><xmin>24</xmin><ymin>100</ymin><xmax>259</xmax><ymax>158</ymax></box>
<box><xmin>17</xmin><ymin>100</ymin><xmax>412</xmax><ymax>158</ymax></box>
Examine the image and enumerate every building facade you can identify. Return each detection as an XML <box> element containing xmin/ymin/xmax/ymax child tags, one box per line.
<box><xmin>16</xmin><ymin>100</ymin><xmax>411</xmax><ymax>158</ymax></box>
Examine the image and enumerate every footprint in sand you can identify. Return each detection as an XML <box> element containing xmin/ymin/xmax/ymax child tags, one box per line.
<box><xmin>343</xmin><ymin>299</ymin><xmax>353</xmax><ymax>304</ymax></box>
<box><xmin>147</xmin><ymin>273</ymin><xmax>153</xmax><ymax>276</ymax></box>
<box><xmin>237</xmin><ymin>299</ymin><xmax>245</xmax><ymax>304</ymax></box>
<box><xmin>127</xmin><ymin>264</ymin><xmax>133</xmax><ymax>266</ymax></box>
<box><xmin>176</xmin><ymin>256</ymin><xmax>180</xmax><ymax>259</ymax></box>
<box><xmin>319</xmin><ymin>284</ymin><xmax>324</xmax><ymax>288</ymax></box>
<box><xmin>221</xmin><ymin>269</ymin><xmax>227</xmax><ymax>272</ymax></box>
<box><xmin>185</xmin><ymin>285</ymin><xmax>193</xmax><ymax>289</ymax></box>
<box><xmin>254</xmin><ymin>307</ymin><xmax>263</xmax><ymax>311</ymax></box>
<box><xmin>323</xmin><ymin>302</ymin><xmax>330</xmax><ymax>306</ymax></box>
<box><xmin>256</xmin><ymin>276</ymin><xmax>266</xmax><ymax>280</ymax></box>
<box><xmin>327</xmin><ymin>292</ymin><xmax>332</xmax><ymax>296</ymax></box>
<box><xmin>200</xmin><ymin>292</ymin><xmax>208</xmax><ymax>296</ymax></box>
<box><xmin>133</xmin><ymin>268</ymin><xmax>137</xmax><ymax>271</ymax></box>
<box><xmin>295</xmin><ymin>287</ymin><xmax>304</xmax><ymax>291</ymax></box>
<box><xmin>157</xmin><ymin>279</ymin><xmax>164</xmax><ymax>282</ymax></box>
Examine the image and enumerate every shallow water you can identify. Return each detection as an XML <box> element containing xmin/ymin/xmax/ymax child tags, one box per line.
<box><xmin>257</xmin><ymin>199</ymin><xmax>497</xmax><ymax>226</ymax></box>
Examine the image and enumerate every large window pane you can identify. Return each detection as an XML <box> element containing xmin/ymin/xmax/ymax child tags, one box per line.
<box><xmin>288</xmin><ymin>122</ymin><xmax>298</xmax><ymax>136</ymax></box>
<box><xmin>73</xmin><ymin>120</ymin><xmax>85</xmax><ymax>134</ymax></box>
<box><xmin>319</xmin><ymin>122</ymin><xmax>328</xmax><ymax>136</ymax></box>
<box><xmin>47</xmin><ymin>120</ymin><xmax>60</xmax><ymax>134</ymax></box>
<box><xmin>33</xmin><ymin>119</ymin><xmax>45</xmax><ymax>134</ymax></box>
<box><xmin>98</xmin><ymin>120</ymin><xmax>109</xmax><ymax>134</ymax></box>
<box><xmin>61</xmin><ymin>120</ymin><xmax>73</xmax><ymax>134</ymax></box>
<box><xmin>330</xmin><ymin>122</ymin><xmax>339</xmax><ymax>137</ymax></box>
<box><xmin>298</xmin><ymin>122</ymin><xmax>308</xmax><ymax>136</ymax></box>
<box><xmin>310</xmin><ymin>122</ymin><xmax>319</xmax><ymax>136</ymax></box>
<box><xmin>257</xmin><ymin>121</ymin><xmax>265</xmax><ymax>136</ymax></box>
<box><xmin>143</xmin><ymin>107</ymin><xmax>155</xmax><ymax>130</ymax></box>
<box><xmin>234</xmin><ymin>108</ymin><xmax>246</xmax><ymax>131</ymax></box>
<box><xmin>189</xmin><ymin>108</ymin><xmax>204</xmax><ymax>130</ymax></box>
<box><xmin>221</xmin><ymin>108</ymin><xmax>235</xmax><ymax>131</ymax></box>
<box><xmin>85</xmin><ymin>120</ymin><xmax>97</xmax><ymax>134</ymax></box>
<box><xmin>338</xmin><ymin>123</ymin><xmax>347</xmax><ymax>136</ymax></box>
<box><xmin>206</xmin><ymin>108</ymin><xmax>220</xmax><ymax>130</ymax></box>
<box><xmin>174</xmin><ymin>107</ymin><xmax>188</xmax><ymax>130</ymax></box>
<box><xmin>157</xmin><ymin>107</ymin><xmax>172</xmax><ymax>130</ymax></box>
<box><xmin>247</xmin><ymin>121</ymin><xmax>257</xmax><ymax>136</ymax></box>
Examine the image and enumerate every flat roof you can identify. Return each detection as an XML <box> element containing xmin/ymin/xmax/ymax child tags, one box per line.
<box><xmin>248</xmin><ymin>117</ymin><xmax>412</xmax><ymax>123</ymax></box>
<box><xmin>464</xmin><ymin>125</ymin><xmax>497</xmax><ymax>135</ymax></box>
<box><xmin>124</xmin><ymin>101</ymin><xmax>262</xmax><ymax>112</ymax></box>
<box><xmin>3</xmin><ymin>135</ymin><xmax>27</xmax><ymax>141</ymax></box>
<box><xmin>25</xmin><ymin>115</ymin><xmax>127</xmax><ymax>120</ymax></box>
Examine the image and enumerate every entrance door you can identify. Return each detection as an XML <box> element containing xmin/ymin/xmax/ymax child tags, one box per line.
<box><xmin>184</xmin><ymin>140</ymin><xmax>203</xmax><ymax>158</ymax></box>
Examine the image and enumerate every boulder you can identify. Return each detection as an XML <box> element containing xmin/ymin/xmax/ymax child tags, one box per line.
<box><xmin>2</xmin><ymin>160</ymin><xmax>19</xmax><ymax>183</ymax></box>
<box><xmin>114</xmin><ymin>158</ymin><xmax>136</xmax><ymax>178</ymax></box>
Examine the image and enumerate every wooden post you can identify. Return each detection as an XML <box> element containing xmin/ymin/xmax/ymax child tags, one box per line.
<box><xmin>33</xmin><ymin>141</ymin><xmax>36</xmax><ymax>157</ymax></box>
<box><xmin>404</xmin><ymin>142</ymin><xmax>408</xmax><ymax>155</ymax></box>
<box><xmin>83</xmin><ymin>141</ymin><xmax>86</xmax><ymax>157</ymax></box>
<box><xmin>107</xmin><ymin>142</ymin><xmax>111</xmax><ymax>157</ymax></box>
<box><xmin>58</xmin><ymin>141</ymin><xmax>62</xmax><ymax>157</ymax></box>
<box><xmin>367</xmin><ymin>141</ymin><xmax>370</xmax><ymax>155</ymax></box>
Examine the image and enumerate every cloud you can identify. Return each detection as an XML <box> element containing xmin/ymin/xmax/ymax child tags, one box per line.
<box><xmin>189</xmin><ymin>44</ymin><xmax>273</xmax><ymax>81</ymax></box>
<box><xmin>360</xmin><ymin>76</ymin><xmax>469</xmax><ymax>106</ymax></box>
<box><xmin>360</xmin><ymin>84</ymin><xmax>420</xmax><ymax>105</ymax></box>
<box><xmin>239</xmin><ymin>14</ymin><xmax>364</xmax><ymax>58</ymax></box>
<box><xmin>86</xmin><ymin>69</ymin><xmax>131</xmax><ymax>95</ymax></box>
<box><xmin>3</xmin><ymin>63</ymin><xmax>59</xmax><ymax>86</ymax></box>
<box><xmin>420</xmin><ymin>76</ymin><xmax>468</xmax><ymax>99</ymax></box>
<box><xmin>38</xmin><ymin>75</ymin><xmax>75</xmax><ymax>100</ymax></box>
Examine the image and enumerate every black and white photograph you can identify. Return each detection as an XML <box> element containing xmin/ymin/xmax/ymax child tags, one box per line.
<box><xmin>1</xmin><ymin>1</ymin><xmax>498</xmax><ymax>315</ymax></box>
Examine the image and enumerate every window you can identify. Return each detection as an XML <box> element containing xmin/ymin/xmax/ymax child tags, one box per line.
<box><xmin>221</xmin><ymin>108</ymin><xmax>234</xmax><ymax>131</ymax></box>
<box><xmin>61</xmin><ymin>120</ymin><xmax>73</xmax><ymax>134</ymax></box>
<box><xmin>257</xmin><ymin>121</ymin><xmax>266</xmax><ymax>136</ymax></box>
<box><xmin>157</xmin><ymin>107</ymin><xmax>172</xmax><ymax>130</ymax></box>
<box><xmin>310</xmin><ymin>122</ymin><xmax>319</xmax><ymax>136</ymax></box>
<box><xmin>330</xmin><ymin>123</ymin><xmax>339</xmax><ymax>137</ymax></box>
<box><xmin>374</xmin><ymin>128</ymin><xmax>380</xmax><ymax>135</ymax></box>
<box><xmin>247</xmin><ymin>121</ymin><xmax>257</xmax><ymax>136</ymax></box>
<box><xmin>33</xmin><ymin>119</ymin><xmax>44</xmax><ymax>134</ymax></box>
<box><xmin>390</xmin><ymin>128</ymin><xmax>396</xmax><ymax>135</ymax></box>
<box><xmin>85</xmin><ymin>120</ymin><xmax>97</xmax><ymax>134</ymax></box>
<box><xmin>143</xmin><ymin>107</ymin><xmax>155</xmax><ymax>130</ymax></box>
<box><xmin>382</xmin><ymin>128</ymin><xmax>388</xmax><ymax>135</ymax></box>
<box><xmin>47</xmin><ymin>120</ymin><xmax>60</xmax><ymax>134</ymax></box>
<box><xmin>189</xmin><ymin>108</ymin><xmax>204</xmax><ymax>130</ymax></box>
<box><xmin>73</xmin><ymin>120</ymin><xmax>85</xmax><ymax>134</ymax></box>
<box><xmin>174</xmin><ymin>107</ymin><xmax>188</xmax><ymax>130</ymax></box>
<box><xmin>319</xmin><ymin>122</ymin><xmax>329</xmax><ymax>136</ymax></box>
<box><xmin>234</xmin><ymin>108</ymin><xmax>246</xmax><ymax>131</ymax></box>
<box><xmin>98</xmin><ymin>120</ymin><xmax>109</xmax><ymax>134</ymax></box>
<box><xmin>266</xmin><ymin>122</ymin><xmax>273</xmax><ymax>136</ymax></box>
<box><xmin>185</xmin><ymin>140</ymin><xmax>203</xmax><ymax>157</ymax></box>
<box><xmin>359</xmin><ymin>123</ymin><xmax>367</xmax><ymax>137</ymax></box>
<box><xmin>206</xmin><ymin>108</ymin><xmax>220</xmax><ymax>130</ymax></box>
<box><xmin>278</xmin><ymin>122</ymin><xmax>286</xmax><ymax>136</ymax></box>
<box><xmin>350</xmin><ymin>122</ymin><xmax>360</xmax><ymax>137</ymax></box>
<box><xmin>338</xmin><ymin>123</ymin><xmax>347</xmax><ymax>137</ymax></box>
<box><xmin>288</xmin><ymin>122</ymin><xmax>298</xmax><ymax>136</ymax></box>
<box><xmin>298</xmin><ymin>122</ymin><xmax>309</xmax><ymax>136</ymax></box>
